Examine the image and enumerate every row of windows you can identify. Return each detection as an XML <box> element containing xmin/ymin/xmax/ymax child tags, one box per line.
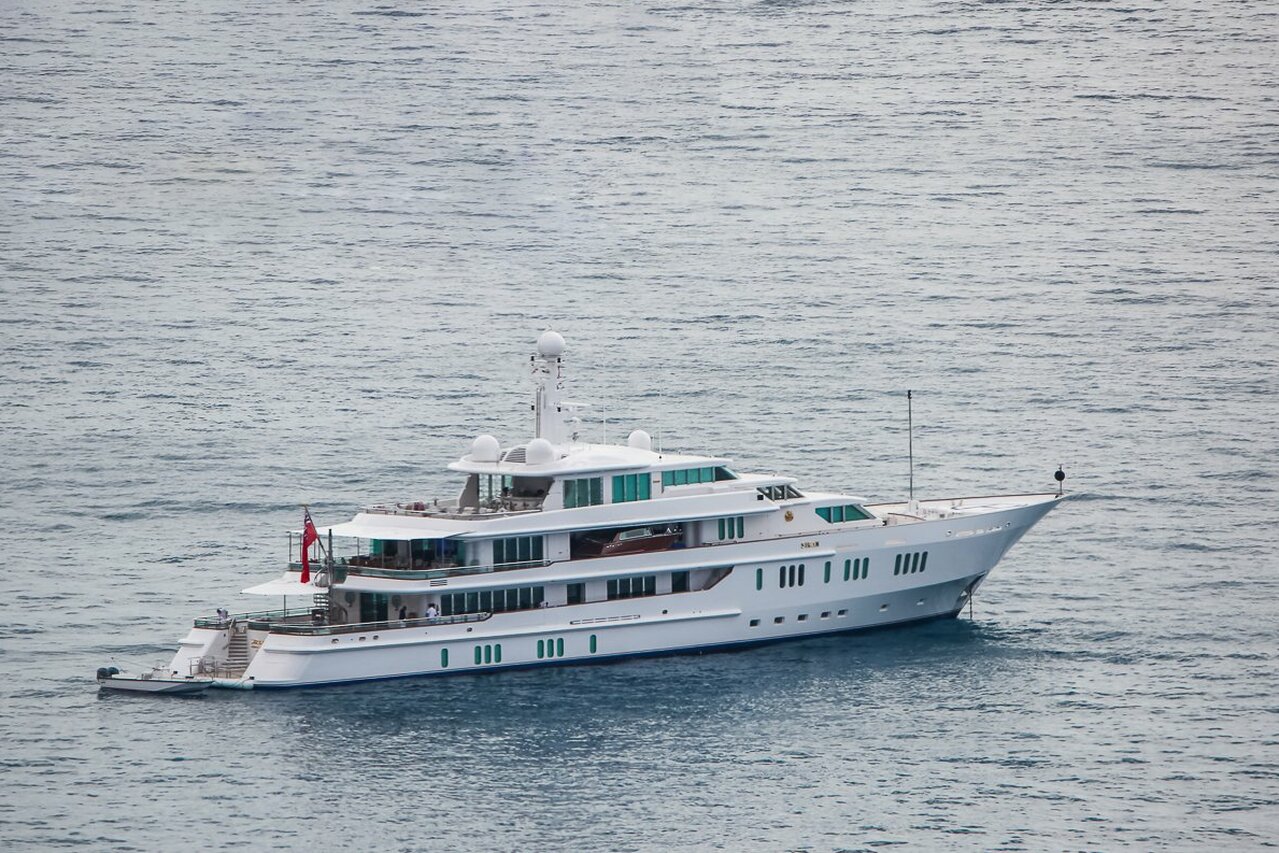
<box><xmin>779</xmin><ymin>564</ymin><xmax>805</xmax><ymax>588</ymax></box>
<box><xmin>757</xmin><ymin>484</ymin><xmax>803</xmax><ymax>501</ymax></box>
<box><xmin>661</xmin><ymin>466</ymin><xmax>736</xmax><ymax>487</ymax></box>
<box><xmin>439</xmin><ymin>586</ymin><xmax>545</xmax><ymax>616</ymax></box>
<box><xmin>607</xmin><ymin>575</ymin><xmax>657</xmax><ymax>600</ymax></box>
<box><xmin>749</xmin><ymin>610</ymin><xmax>848</xmax><ymax>627</ymax></box>
<box><xmin>611</xmin><ymin>473</ymin><xmax>652</xmax><ymax>503</ymax></box>
<box><xmin>537</xmin><ymin>638</ymin><xmax>565</xmax><ymax>659</ymax></box>
<box><xmin>474</xmin><ymin>644</ymin><xmax>503</xmax><ymax>665</ymax></box>
<box><xmin>894</xmin><ymin>552</ymin><xmax>928</xmax><ymax>575</ymax></box>
<box><xmin>492</xmin><ymin>535</ymin><xmax>544</xmax><ymax>565</ymax></box>
<box><xmin>563</xmin><ymin>477</ymin><xmax>603</xmax><ymax>508</ymax></box>
<box><xmin>717</xmin><ymin>516</ymin><xmax>745</xmax><ymax>540</ymax></box>
<box><xmin>816</xmin><ymin>504</ymin><xmax>872</xmax><ymax>523</ymax></box>
<box><xmin>845</xmin><ymin>557</ymin><xmax>869</xmax><ymax>581</ymax></box>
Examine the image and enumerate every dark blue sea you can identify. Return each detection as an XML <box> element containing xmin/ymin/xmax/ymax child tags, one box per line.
<box><xmin>2</xmin><ymin>1</ymin><xmax>1276</xmax><ymax>850</ymax></box>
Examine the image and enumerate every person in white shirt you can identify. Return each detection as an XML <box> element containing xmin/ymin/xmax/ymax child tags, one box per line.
<box><xmin>425</xmin><ymin>603</ymin><xmax>439</xmax><ymax>619</ymax></box>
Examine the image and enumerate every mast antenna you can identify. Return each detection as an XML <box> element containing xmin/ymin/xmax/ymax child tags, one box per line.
<box><xmin>907</xmin><ymin>390</ymin><xmax>914</xmax><ymax>501</ymax></box>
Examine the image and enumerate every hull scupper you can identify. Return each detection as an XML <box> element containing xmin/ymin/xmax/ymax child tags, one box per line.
<box><xmin>159</xmin><ymin>333</ymin><xmax>1063</xmax><ymax>690</ymax></box>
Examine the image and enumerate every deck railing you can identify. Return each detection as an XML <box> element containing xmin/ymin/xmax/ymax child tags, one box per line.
<box><xmin>193</xmin><ymin>607</ymin><xmax>315</xmax><ymax>629</ymax></box>
<box><xmin>253</xmin><ymin>611</ymin><xmax>491</xmax><ymax>636</ymax></box>
<box><xmin>287</xmin><ymin>558</ymin><xmax>552</xmax><ymax>581</ymax></box>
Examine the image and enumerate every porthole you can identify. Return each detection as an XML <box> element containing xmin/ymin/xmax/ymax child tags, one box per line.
<box><xmin>749</xmin><ymin>619</ymin><xmax>760</xmax><ymax>627</ymax></box>
<box><xmin>837</xmin><ymin>609</ymin><xmax>848</xmax><ymax>617</ymax></box>
<box><xmin>774</xmin><ymin>616</ymin><xmax>785</xmax><ymax>624</ymax></box>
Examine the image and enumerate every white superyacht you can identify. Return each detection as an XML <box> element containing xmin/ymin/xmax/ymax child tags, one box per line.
<box><xmin>167</xmin><ymin>332</ymin><xmax>1063</xmax><ymax>689</ymax></box>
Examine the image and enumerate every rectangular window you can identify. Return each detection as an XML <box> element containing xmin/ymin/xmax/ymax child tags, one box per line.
<box><xmin>818</xmin><ymin>504</ymin><xmax>872</xmax><ymax>524</ymax></box>
<box><xmin>774</xmin><ymin>616</ymin><xmax>784</xmax><ymax>624</ymax></box>
<box><xmin>493</xmin><ymin>536</ymin><xmax>544</xmax><ymax>565</ymax></box>
<box><xmin>563</xmin><ymin>477</ymin><xmax>603</xmax><ymax>508</ymax></box>
<box><xmin>611</xmin><ymin>473</ymin><xmax>651</xmax><ymax>503</ymax></box>
<box><xmin>718</xmin><ymin>516</ymin><xmax>744</xmax><ymax>541</ymax></box>
<box><xmin>672</xmin><ymin>571</ymin><xmax>689</xmax><ymax>593</ymax></box>
<box><xmin>607</xmin><ymin>575</ymin><xmax>657</xmax><ymax>600</ymax></box>
<box><xmin>567</xmin><ymin>583</ymin><xmax>584</xmax><ymax>605</ymax></box>
<box><xmin>798</xmin><ymin>614</ymin><xmax>808</xmax><ymax>622</ymax></box>
<box><xmin>749</xmin><ymin>619</ymin><xmax>760</xmax><ymax>627</ymax></box>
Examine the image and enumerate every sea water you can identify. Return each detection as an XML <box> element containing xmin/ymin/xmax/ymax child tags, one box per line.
<box><xmin>1</xmin><ymin>1</ymin><xmax>1276</xmax><ymax>849</ymax></box>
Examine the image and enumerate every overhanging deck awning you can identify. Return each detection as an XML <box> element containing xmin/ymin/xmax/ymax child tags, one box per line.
<box><xmin>315</xmin><ymin>512</ymin><xmax>471</xmax><ymax>542</ymax></box>
<box><xmin>243</xmin><ymin>574</ymin><xmax>321</xmax><ymax>596</ymax></box>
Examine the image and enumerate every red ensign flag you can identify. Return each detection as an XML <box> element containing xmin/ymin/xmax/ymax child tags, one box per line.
<box><xmin>301</xmin><ymin>508</ymin><xmax>319</xmax><ymax>584</ymax></box>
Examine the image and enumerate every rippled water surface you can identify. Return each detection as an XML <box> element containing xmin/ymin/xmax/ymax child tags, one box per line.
<box><xmin>2</xmin><ymin>1</ymin><xmax>1277</xmax><ymax>850</ymax></box>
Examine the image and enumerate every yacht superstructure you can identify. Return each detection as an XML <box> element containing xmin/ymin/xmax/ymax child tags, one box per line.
<box><xmin>168</xmin><ymin>332</ymin><xmax>1062</xmax><ymax>689</ymax></box>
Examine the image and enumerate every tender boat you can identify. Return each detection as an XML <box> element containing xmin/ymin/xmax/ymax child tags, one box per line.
<box><xmin>162</xmin><ymin>331</ymin><xmax>1064</xmax><ymax>689</ymax></box>
<box><xmin>96</xmin><ymin>666</ymin><xmax>212</xmax><ymax>695</ymax></box>
<box><xmin>572</xmin><ymin>526</ymin><xmax>683</xmax><ymax>559</ymax></box>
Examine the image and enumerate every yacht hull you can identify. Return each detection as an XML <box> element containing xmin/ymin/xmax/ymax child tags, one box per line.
<box><xmin>172</xmin><ymin>494</ymin><xmax>1061</xmax><ymax>689</ymax></box>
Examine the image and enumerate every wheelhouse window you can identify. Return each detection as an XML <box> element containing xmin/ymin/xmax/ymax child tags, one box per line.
<box><xmin>563</xmin><ymin>477</ymin><xmax>603</xmax><ymax>508</ymax></box>
<box><xmin>611</xmin><ymin>473</ymin><xmax>651</xmax><ymax>503</ymax></box>
<box><xmin>815</xmin><ymin>504</ymin><xmax>872</xmax><ymax>523</ymax></box>
<box><xmin>661</xmin><ymin>466</ymin><xmax>736</xmax><ymax>487</ymax></box>
<box><xmin>757</xmin><ymin>484</ymin><xmax>803</xmax><ymax>500</ymax></box>
<box><xmin>492</xmin><ymin>535</ymin><xmax>544</xmax><ymax>565</ymax></box>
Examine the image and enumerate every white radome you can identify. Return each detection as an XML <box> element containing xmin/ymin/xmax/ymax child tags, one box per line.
<box><xmin>536</xmin><ymin>329</ymin><xmax>565</xmax><ymax>358</ymax></box>
<box><xmin>627</xmin><ymin>429</ymin><xmax>652</xmax><ymax>451</ymax></box>
<box><xmin>525</xmin><ymin>437</ymin><xmax>555</xmax><ymax>465</ymax></box>
<box><xmin>470</xmin><ymin>434</ymin><xmax>501</xmax><ymax>463</ymax></box>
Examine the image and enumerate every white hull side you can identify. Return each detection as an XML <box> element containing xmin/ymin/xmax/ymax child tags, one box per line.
<box><xmin>199</xmin><ymin>496</ymin><xmax>1058</xmax><ymax>689</ymax></box>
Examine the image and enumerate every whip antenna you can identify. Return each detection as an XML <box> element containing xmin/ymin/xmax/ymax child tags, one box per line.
<box><xmin>907</xmin><ymin>390</ymin><xmax>914</xmax><ymax>501</ymax></box>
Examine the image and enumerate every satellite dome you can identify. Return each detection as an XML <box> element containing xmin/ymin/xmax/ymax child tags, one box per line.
<box><xmin>470</xmin><ymin>434</ymin><xmax>500</xmax><ymax>463</ymax></box>
<box><xmin>536</xmin><ymin>330</ymin><xmax>565</xmax><ymax>358</ymax></box>
<box><xmin>627</xmin><ymin>429</ymin><xmax>652</xmax><ymax>451</ymax></box>
<box><xmin>525</xmin><ymin>437</ymin><xmax>555</xmax><ymax>465</ymax></box>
